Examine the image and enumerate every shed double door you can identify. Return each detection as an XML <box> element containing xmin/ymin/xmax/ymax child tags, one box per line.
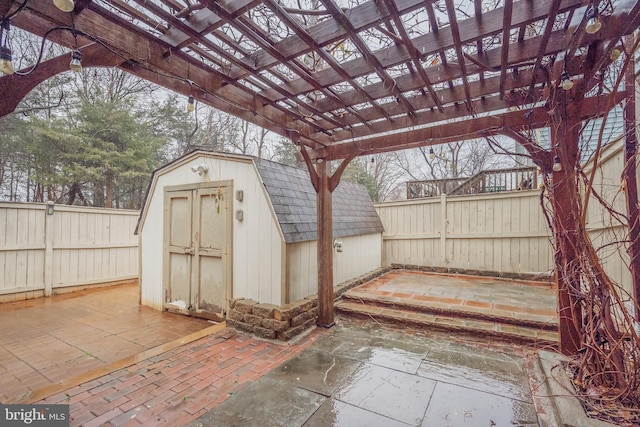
<box><xmin>164</xmin><ymin>184</ymin><xmax>232</xmax><ymax>320</ymax></box>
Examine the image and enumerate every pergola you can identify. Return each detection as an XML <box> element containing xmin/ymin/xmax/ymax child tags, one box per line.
<box><xmin>1</xmin><ymin>0</ymin><xmax>640</xmax><ymax>355</ymax></box>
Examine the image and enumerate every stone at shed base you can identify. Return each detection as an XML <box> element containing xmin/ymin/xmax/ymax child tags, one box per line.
<box><xmin>226</xmin><ymin>267</ymin><xmax>390</xmax><ymax>341</ymax></box>
<box><xmin>533</xmin><ymin>350</ymin><xmax>618</xmax><ymax>427</ymax></box>
<box><xmin>277</xmin><ymin>318</ymin><xmax>316</xmax><ymax>341</ymax></box>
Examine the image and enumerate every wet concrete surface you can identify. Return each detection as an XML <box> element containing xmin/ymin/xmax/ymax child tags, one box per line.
<box><xmin>188</xmin><ymin>318</ymin><xmax>540</xmax><ymax>427</ymax></box>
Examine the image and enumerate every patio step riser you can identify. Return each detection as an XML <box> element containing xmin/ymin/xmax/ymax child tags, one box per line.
<box><xmin>335</xmin><ymin>301</ymin><xmax>558</xmax><ymax>348</ymax></box>
<box><xmin>341</xmin><ymin>292</ymin><xmax>558</xmax><ymax>331</ymax></box>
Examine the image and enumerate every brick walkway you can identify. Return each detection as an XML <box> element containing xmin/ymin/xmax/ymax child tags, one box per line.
<box><xmin>0</xmin><ymin>283</ymin><xmax>211</xmax><ymax>403</ymax></box>
<box><xmin>37</xmin><ymin>327</ymin><xmax>322</xmax><ymax>427</ymax></box>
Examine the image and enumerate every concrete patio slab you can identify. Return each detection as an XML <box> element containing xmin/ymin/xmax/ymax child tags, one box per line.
<box><xmin>266</xmin><ymin>348</ymin><xmax>361</xmax><ymax>396</ymax></box>
<box><xmin>186</xmin><ymin>377</ymin><xmax>326</xmax><ymax>427</ymax></box>
<box><xmin>189</xmin><ymin>317</ymin><xmax>542</xmax><ymax>427</ymax></box>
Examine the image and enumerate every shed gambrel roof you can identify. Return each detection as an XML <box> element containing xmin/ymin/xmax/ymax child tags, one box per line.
<box><xmin>254</xmin><ymin>158</ymin><xmax>383</xmax><ymax>243</ymax></box>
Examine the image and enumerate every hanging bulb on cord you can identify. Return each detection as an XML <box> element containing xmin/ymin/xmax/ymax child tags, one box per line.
<box><xmin>560</xmin><ymin>71</ymin><xmax>574</xmax><ymax>91</ymax></box>
<box><xmin>585</xmin><ymin>4</ymin><xmax>602</xmax><ymax>35</ymax></box>
<box><xmin>611</xmin><ymin>47</ymin><xmax>622</xmax><ymax>61</ymax></box>
<box><xmin>0</xmin><ymin>20</ymin><xmax>13</xmax><ymax>76</ymax></box>
<box><xmin>53</xmin><ymin>0</ymin><xmax>75</xmax><ymax>12</ymax></box>
<box><xmin>553</xmin><ymin>155</ymin><xmax>563</xmax><ymax>172</ymax></box>
<box><xmin>69</xmin><ymin>49</ymin><xmax>82</xmax><ymax>72</ymax></box>
<box><xmin>187</xmin><ymin>95</ymin><xmax>195</xmax><ymax>113</ymax></box>
<box><xmin>0</xmin><ymin>46</ymin><xmax>12</xmax><ymax>75</ymax></box>
<box><xmin>429</xmin><ymin>147</ymin><xmax>436</xmax><ymax>160</ymax></box>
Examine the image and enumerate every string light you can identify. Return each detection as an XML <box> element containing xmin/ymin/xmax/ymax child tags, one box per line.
<box><xmin>585</xmin><ymin>4</ymin><xmax>602</xmax><ymax>35</ymax></box>
<box><xmin>553</xmin><ymin>155</ymin><xmax>563</xmax><ymax>172</ymax></box>
<box><xmin>0</xmin><ymin>20</ymin><xmax>13</xmax><ymax>75</ymax></box>
<box><xmin>53</xmin><ymin>0</ymin><xmax>75</xmax><ymax>13</ymax></box>
<box><xmin>187</xmin><ymin>95</ymin><xmax>195</xmax><ymax>112</ymax></box>
<box><xmin>69</xmin><ymin>49</ymin><xmax>82</xmax><ymax>72</ymax></box>
<box><xmin>611</xmin><ymin>47</ymin><xmax>622</xmax><ymax>61</ymax></box>
<box><xmin>429</xmin><ymin>147</ymin><xmax>436</xmax><ymax>160</ymax></box>
<box><xmin>560</xmin><ymin>71</ymin><xmax>574</xmax><ymax>91</ymax></box>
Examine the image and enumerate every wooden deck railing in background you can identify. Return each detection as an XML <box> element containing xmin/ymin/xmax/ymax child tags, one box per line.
<box><xmin>0</xmin><ymin>203</ymin><xmax>139</xmax><ymax>301</ymax></box>
<box><xmin>407</xmin><ymin>166</ymin><xmax>539</xmax><ymax>199</ymax></box>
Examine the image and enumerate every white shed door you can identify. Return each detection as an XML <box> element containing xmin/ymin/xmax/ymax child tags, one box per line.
<box><xmin>164</xmin><ymin>185</ymin><xmax>231</xmax><ymax>320</ymax></box>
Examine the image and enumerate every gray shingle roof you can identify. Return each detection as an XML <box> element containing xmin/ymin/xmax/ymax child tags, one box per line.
<box><xmin>254</xmin><ymin>159</ymin><xmax>384</xmax><ymax>243</ymax></box>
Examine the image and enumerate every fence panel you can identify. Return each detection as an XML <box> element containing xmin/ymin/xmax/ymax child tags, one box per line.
<box><xmin>376</xmin><ymin>191</ymin><xmax>555</xmax><ymax>275</ymax></box>
<box><xmin>0</xmin><ymin>202</ymin><xmax>139</xmax><ymax>300</ymax></box>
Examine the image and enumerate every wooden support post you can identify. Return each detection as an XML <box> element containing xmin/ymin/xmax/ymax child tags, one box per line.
<box><xmin>440</xmin><ymin>194</ymin><xmax>447</xmax><ymax>266</ymax></box>
<box><xmin>316</xmin><ymin>160</ymin><xmax>334</xmax><ymax>327</ymax></box>
<box><xmin>623</xmin><ymin>40</ymin><xmax>640</xmax><ymax>323</ymax></box>
<box><xmin>44</xmin><ymin>203</ymin><xmax>54</xmax><ymax>297</ymax></box>
<box><xmin>551</xmin><ymin>98</ymin><xmax>583</xmax><ymax>355</ymax></box>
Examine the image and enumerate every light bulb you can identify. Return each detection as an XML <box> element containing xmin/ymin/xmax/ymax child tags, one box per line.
<box><xmin>187</xmin><ymin>95</ymin><xmax>195</xmax><ymax>112</ymax></box>
<box><xmin>553</xmin><ymin>155</ymin><xmax>563</xmax><ymax>172</ymax></box>
<box><xmin>53</xmin><ymin>0</ymin><xmax>75</xmax><ymax>12</ymax></box>
<box><xmin>295</xmin><ymin>143</ymin><xmax>302</xmax><ymax>153</ymax></box>
<box><xmin>429</xmin><ymin>148</ymin><xmax>436</xmax><ymax>160</ymax></box>
<box><xmin>0</xmin><ymin>46</ymin><xmax>13</xmax><ymax>75</ymax></box>
<box><xmin>585</xmin><ymin>5</ymin><xmax>601</xmax><ymax>35</ymax></box>
<box><xmin>611</xmin><ymin>48</ymin><xmax>622</xmax><ymax>61</ymax></box>
<box><xmin>560</xmin><ymin>72</ymin><xmax>574</xmax><ymax>91</ymax></box>
<box><xmin>69</xmin><ymin>49</ymin><xmax>82</xmax><ymax>72</ymax></box>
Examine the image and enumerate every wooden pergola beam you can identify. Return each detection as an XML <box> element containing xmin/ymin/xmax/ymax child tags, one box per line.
<box><xmin>309</xmin><ymin>29</ymin><xmax>570</xmax><ymax>120</ymax></box>
<box><xmin>321</xmin><ymin>92</ymin><xmax>627</xmax><ymax>160</ymax></box>
<box><xmin>0</xmin><ymin>44</ymin><xmax>123</xmax><ymax>117</ymax></box>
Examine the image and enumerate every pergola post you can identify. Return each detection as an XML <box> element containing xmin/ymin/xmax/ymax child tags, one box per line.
<box><xmin>623</xmin><ymin>39</ymin><xmax>640</xmax><ymax>323</ymax></box>
<box><xmin>316</xmin><ymin>160</ymin><xmax>335</xmax><ymax>327</ymax></box>
<box><xmin>551</xmin><ymin>97</ymin><xmax>583</xmax><ymax>356</ymax></box>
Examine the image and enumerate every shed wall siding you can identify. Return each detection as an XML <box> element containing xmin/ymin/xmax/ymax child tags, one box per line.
<box><xmin>139</xmin><ymin>156</ymin><xmax>284</xmax><ymax>309</ymax></box>
<box><xmin>286</xmin><ymin>232</ymin><xmax>382</xmax><ymax>302</ymax></box>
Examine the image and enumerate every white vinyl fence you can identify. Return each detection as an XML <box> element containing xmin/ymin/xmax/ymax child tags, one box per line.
<box><xmin>0</xmin><ymin>202</ymin><xmax>139</xmax><ymax>300</ymax></box>
<box><xmin>376</xmin><ymin>190</ymin><xmax>554</xmax><ymax>276</ymax></box>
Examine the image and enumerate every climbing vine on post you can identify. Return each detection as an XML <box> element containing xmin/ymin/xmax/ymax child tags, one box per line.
<box><xmin>503</xmin><ymin>42</ymin><xmax>640</xmax><ymax>417</ymax></box>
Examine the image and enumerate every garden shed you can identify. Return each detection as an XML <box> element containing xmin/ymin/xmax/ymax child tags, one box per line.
<box><xmin>135</xmin><ymin>150</ymin><xmax>383</xmax><ymax>329</ymax></box>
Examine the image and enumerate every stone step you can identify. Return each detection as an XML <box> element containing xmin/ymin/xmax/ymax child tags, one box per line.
<box><xmin>335</xmin><ymin>300</ymin><xmax>559</xmax><ymax>348</ymax></box>
<box><xmin>342</xmin><ymin>291</ymin><xmax>558</xmax><ymax>330</ymax></box>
